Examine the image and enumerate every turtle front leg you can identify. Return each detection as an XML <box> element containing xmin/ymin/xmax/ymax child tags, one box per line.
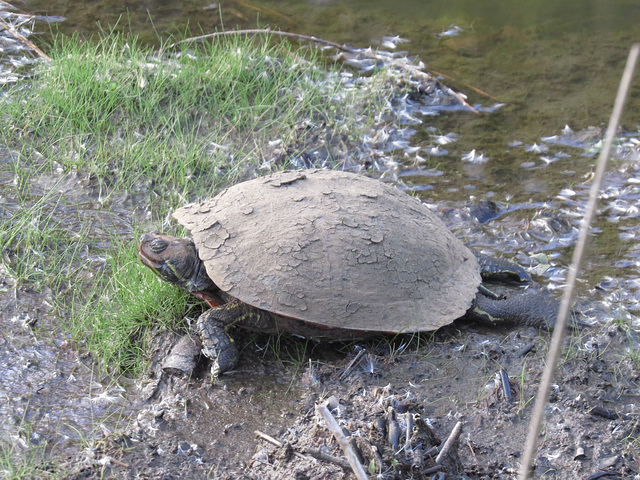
<box><xmin>195</xmin><ymin>299</ymin><xmax>260</xmax><ymax>378</ymax></box>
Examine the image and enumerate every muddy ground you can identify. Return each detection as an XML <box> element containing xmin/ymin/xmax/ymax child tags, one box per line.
<box><xmin>4</xmin><ymin>123</ymin><xmax>640</xmax><ymax>480</ymax></box>
<box><xmin>60</xmin><ymin>311</ymin><xmax>640</xmax><ymax>480</ymax></box>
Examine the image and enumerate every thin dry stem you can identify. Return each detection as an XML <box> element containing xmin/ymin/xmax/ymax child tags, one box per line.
<box><xmin>435</xmin><ymin>420</ymin><xmax>463</xmax><ymax>465</ymax></box>
<box><xmin>518</xmin><ymin>42</ymin><xmax>640</xmax><ymax>480</ymax></box>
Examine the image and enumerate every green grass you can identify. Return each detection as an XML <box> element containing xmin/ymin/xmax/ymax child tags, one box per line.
<box><xmin>0</xmin><ymin>418</ymin><xmax>61</xmax><ymax>480</ymax></box>
<box><xmin>0</xmin><ymin>30</ymin><xmax>385</xmax><ymax>201</ymax></box>
<box><xmin>0</xmin><ymin>442</ymin><xmax>58</xmax><ymax>480</ymax></box>
<box><xmin>0</xmin><ymin>29</ymin><xmax>396</xmax><ymax>377</ymax></box>
<box><xmin>614</xmin><ymin>317</ymin><xmax>640</xmax><ymax>369</ymax></box>
<box><xmin>69</xmin><ymin>240</ymin><xmax>197</xmax><ymax>375</ymax></box>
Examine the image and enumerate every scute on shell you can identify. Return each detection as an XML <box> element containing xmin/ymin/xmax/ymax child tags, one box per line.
<box><xmin>173</xmin><ymin>169</ymin><xmax>481</xmax><ymax>332</ymax></box>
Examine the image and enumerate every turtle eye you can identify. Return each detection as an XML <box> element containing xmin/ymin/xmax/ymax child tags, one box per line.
<box><xmin>149</xmin><ymin>238</ymin><xmax>168</xmax><ymax>254</ymax></box>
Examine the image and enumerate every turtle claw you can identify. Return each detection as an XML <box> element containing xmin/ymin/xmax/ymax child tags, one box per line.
<box><xmin>208</xmin><ymin>342</ymin><xmax>239</xmax><ymax>378</ymax></box>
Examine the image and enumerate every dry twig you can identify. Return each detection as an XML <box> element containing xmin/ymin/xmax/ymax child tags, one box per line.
<box><xmin>316</xmin><ymin>404</ymin><xmax>370</xmax><ymax>480</ymax></box>
<box><xmin>0</xmin><ymin>0</ymin><xmax>17</xmax><ymax>10</ymax></box>
<box><xmin>435</xmin><ymin>420</ymin><xmax>463</xmax><ymax>465</ymax></box>
<box><xmin>255</xmin><ymin>430</ymin><xmax>315</xmax><ymax>463</ymax></box>
<box><xmin>518</xmin><ymin>43</ymin><xmax>640</xmax><ymax>480</ymax></box>
<box><xmin>169</xmin><ymin>28</ymin><xmax>345</xmax><ymax>51</ymax></box>
<box><xmin>104</xmin><ymin>456</ymin><xmax>129</xmax><ymax>468</ymax></box>
<box><xmin>302</xmin><ymin>448</ymin><xmax>352</xmax><ymax>470</ymax></box>
<box><xmin>339</xmin><ymin>347</ymin><xmax>366</xmax><ymax>380</ymax></box>
<box><xmin>255</xmin><ymin>430</ymin><xmax>351</xmax><ymax>470</ymax></box>
<box><xmin>431</xmin><ymin>69</ymin><xmax>504</xmax><ymax>103</ymax></box>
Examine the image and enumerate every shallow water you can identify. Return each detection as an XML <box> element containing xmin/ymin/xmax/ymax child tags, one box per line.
<box><xmin>22</xmin><ymin>0</ymin><xmax>640</xmax><ymax>140</ymax></box>
<box><xmin>2</xmin><ymin>0</ymin><xmax>640</xmax><ymax>475</ymax></box>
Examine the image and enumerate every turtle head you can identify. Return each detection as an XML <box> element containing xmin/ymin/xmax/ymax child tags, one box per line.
<box><xmin>138</xmin><ymin>232</ymin><xmax>216</xmax><ymax>293</ymax></box>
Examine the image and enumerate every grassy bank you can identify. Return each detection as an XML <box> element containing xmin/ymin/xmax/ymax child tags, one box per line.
<box><xmin>0</xmin><ymin>30</ymin><xmax>397</xmax><ymax>375</ymax></box>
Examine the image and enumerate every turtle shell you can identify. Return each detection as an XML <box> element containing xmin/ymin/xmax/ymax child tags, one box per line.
<box><xmin>173</xmin><ymin>169</ymin><xmax>481</xmax><ymax>333</ymax></box>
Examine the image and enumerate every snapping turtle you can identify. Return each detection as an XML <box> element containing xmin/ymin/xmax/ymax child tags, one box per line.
<box><xmin>139</xmin><ymin>169</ymin><xmax>558</xmax><ymax>377</ymax></box>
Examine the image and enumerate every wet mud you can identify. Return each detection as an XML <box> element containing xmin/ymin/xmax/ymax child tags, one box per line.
<box><xmin>63</xmin><ymin>319</ymin><xmax>640</xmax><ymax>479</ymax></box>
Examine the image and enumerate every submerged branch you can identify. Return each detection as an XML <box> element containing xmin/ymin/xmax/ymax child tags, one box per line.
<box><xmin>0</xmin><ymin>15</ymin><xmax>50</xmax><ymax>60</ymax></box>
<box><xmin>169</xmin><ymin>28</ymin><xmax>348</xmax><ymax>51</ymax></box>
<box><xmin>169</xmin><ymin>28</ymin><xmax>480</xmax><ymax>114</ymax></box>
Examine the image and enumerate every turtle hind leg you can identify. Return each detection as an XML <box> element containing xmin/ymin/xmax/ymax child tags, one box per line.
<box><xmin>473</xmin><ymin>251</ymin><xmax>532</xmax><ymax>283</ymax></box>
<box><xmin>469</xmin><ymin>291</ymin><xmax>561</xmax><ymax>330</ymax></box>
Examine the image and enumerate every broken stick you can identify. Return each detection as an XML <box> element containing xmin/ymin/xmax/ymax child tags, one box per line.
<box><xmin>0</xmin><ymin>16</ymin><xmax>50</xmax><ymax>60</ymax></box>
<box><xmin>255</xmin><ymin>430</ymin><xmax>315</xmax><ymax>463</ymax></box>
<box><xmin>435</xmin><ymin>420</ymin><xmax>463</xmax><ymax>465</ymax></box>
<box><xmin>316</xmin><ymin>404</ymin><xmax>370</xmax><ymax>480</ymax></box>
<box><xmin>255</xmin><ymin>430</ymin><xmax>352</xmax><ymax>470</ymax></box>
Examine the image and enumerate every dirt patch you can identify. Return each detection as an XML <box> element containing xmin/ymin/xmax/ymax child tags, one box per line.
<box><xmin>63</xmin><ymin>318</ymin><xmax>640</xmax><ymax>479</ymax></box>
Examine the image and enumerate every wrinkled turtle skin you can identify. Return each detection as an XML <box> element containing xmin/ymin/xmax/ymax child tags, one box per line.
<box><xmin>139</xmin><ymin>169</ymin><xmax>559</xmax><ymax>378</ymax></box>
